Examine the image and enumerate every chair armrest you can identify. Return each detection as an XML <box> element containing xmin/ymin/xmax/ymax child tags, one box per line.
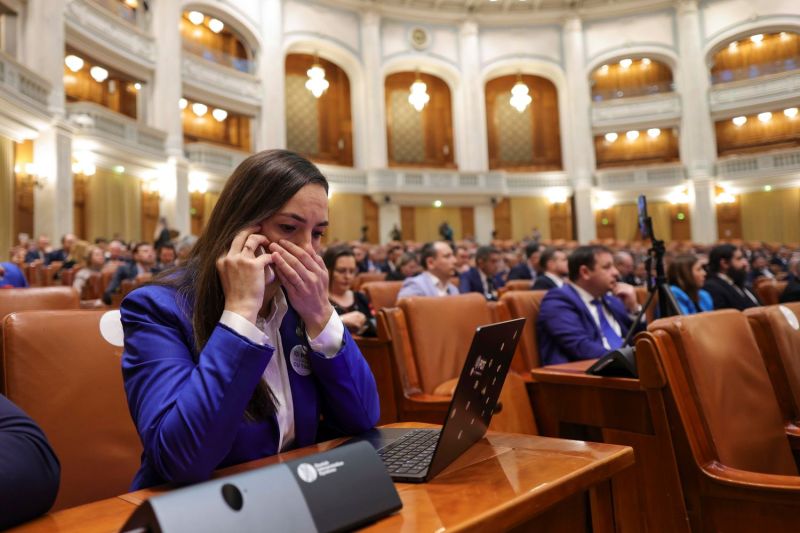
<box><xmin>703</xmin><ymin>461</ymin><xmax>800</xmax><ymax>492</ymax></box>
<box><xmin>786</xmin><ymin>424</ymin><xmax>800</xmax><ymax>450</ymax></box>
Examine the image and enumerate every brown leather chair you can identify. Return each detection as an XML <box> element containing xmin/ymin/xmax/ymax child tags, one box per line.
<box><xmin>352</xmin><ymin>271</ymin><xmax>386</xmax><ymax>291</ymax></box>
<box><xmin>498</xmin><ymin>290</ymin><xmax>547</xmax><ymax>372</ymax></box>
<box><xmin>637</xmin><ymin>310</ymin><xmax>800</xmax><ymax>531</ymax></box>
<box><xmin>0</xmin><ymin>286</ymin><xmax>79</xmax><ymax>320</ymax></box>
<box><xmin>497</xmin><ymin>279</ymin><xmax>533</xmax><ymax>297</ymax></box>
<box><xmin>2</xmin><ymin>310</ymin><xmax>141</xmax><ymax>510</ymax></box>
<box><xmin>755</xmin><ymin>279</ymin><xmax>788</xmax><ymax>306</ymax></box>
<box><xmin>635</xmin><ymin>286</ymin><xmax>658</xmax><ymax>324</ymax></box>
<box><xmin>362</xmin><ymin>281</ymin><xmax>403</xmax><ymax>311</ymax></box>
<box><xmin>745</xmin><ymin>303</ymin><xmax>800</xmax><ymax>426</ymax></box>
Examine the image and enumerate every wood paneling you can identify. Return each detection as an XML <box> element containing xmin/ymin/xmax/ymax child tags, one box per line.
<box><xmin>716</xmin><ymin>201</ymin><xmax>742</xmax><ymax>240</ymax></box>
<box><xmin>741</xmin><ymin>188</ymin><xmax>800</xmax><ymax>244</ymax></box>
<box><xmin>63</xmin><ymin>50</ymin><xmax>138</xmax><ymax>119</ymax></box>
<box><xmin>73</xmin><ymin>174</ymin><xmax>89</xmax><ymax>240</ymax></box>
<box><xmin>182</xmin><ymin>103</ymin><xmax>251</xmax><ymax>152</ymax></box>
<box><xmin>285</xmin><ymin>54</ymin><xmax>353</xmax><ymax>167</ymax></box>
<box><xmin>716</xmin><ymin>110</ymin><xmax>800</xmax><ymax>156</ymax></box>
<box><xmin>485</xmin><ymin>74</ymin><xmax>562</xmax><ymax>171</ymax></box>
<box><xmin>460</xmin><ymin>206</ymin><xmax>475</xmax><ymax>240</ymax></box>
<box><xmin>595</xmin><ymin>129</ymin><xmax>679</xmax><ymax>168</ymax></box>
<box><xmin>590</xmin><ymin>58</ymin><xmax>673</xmax><ymax>100</ymax></box>
<box><xmin>179</xmin><ymin>14</ymin><xmax>248</xmax><ymax>70</ymax></box>
<box><xmin>140</xmin><ymin>189</ymin><xmax>159</xmax><ymax>244</ymax></box>
<box><xmin>549</xmin><ymin>201</ymin><xmax>573</xmax><ymax>241</ymax></box>
<box><xmin>190</xmin><ymin>192</ymin><xmax>205</xmax><ymax>237</ymax></box>
<box><xmin>669</xmin><ymin>204</ymin><xmax>691</xmax><ymax>242</ymax></box>
<box><xmin>596</xmin><ymin>209</ymin><xmax>616</xmax><ymax>240</ymax></box>
<box><xmin>400</xmin><ymin>206</ymin><xmax>415</xmax><ymax>241</ymax></box>
<box><xmin>509</xmin><ymin>196</ymin><xmax>549</xmax><ymax>241</ymax></box>
<box><xmin>493</xmin><ymin>198</ymin><xmax>511</xmax><ymax>240</ymax></box>
<box><xmin>13</xmin><ymin>140</ymin><xmax>33</xmax><ymax>241</ymax></box>
<box><xmin>385</xmin><ymin>71</ymin><xmax>455</xmax><ymax>169</ymax></box>
<box><xmin>363</xmin><ymin>195</ymin><xmax>379</xmax><ymax>244</ymax></box>
<box><xmin>711</xmin><ymin>31</ymin><xmax>800</xmax><ymax>82</ymax></box>
<box><xmin>414</xmin><ymin>206</ymin><xmax>462</xmax><ymax>243</ymax></box>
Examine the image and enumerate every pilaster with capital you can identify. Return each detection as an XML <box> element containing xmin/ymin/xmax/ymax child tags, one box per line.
<box><xmin>361</xmin><ymin>10</ymin><xmax>387</xmax><ymax>169</ymax></box>
<box><xmin>458</xmin><ymin>20</ymin><xmax>488</xmax><ymax>171</ymax></box>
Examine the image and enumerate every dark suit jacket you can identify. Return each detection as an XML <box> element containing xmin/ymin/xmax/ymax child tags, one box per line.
<box><xmin>0</xmin><ymin>394</ymin><xmax>60</xmax><ymax>529</ymax></box>
<box><xmin>508</xmin><ymin>263</ymin><xmax>535</xmax><ymax>280</ymax></box>
<box><xmin>459</xmin><ymin>267</ymin><xmax>505</xmax><ymax>299</ymax></box>
<box><xmin>531</xmin><ymin>275</ymin><xmax>558</xmax><ymax>291</ymax></box>
<box><xmin>102</xmin><ymin>263</ymin><xmax>160</xmax><ymax>305</ymax></box>
<box><xmin>703</xmin><ymin>274</ymin><xmax>760</xmax><ymax>311</ymax></box>
<box><xmin>537</xmin><ymin>284</ymin><xmax>643</xmax><ymax>365</ymax></box>
<box><xmin>780</xmin><ymin>280</ymin><xmax>800</xmax><ymax>303</ymax></box>
<box><xmin>24</xmin><ymin>249</ymin><xmax>48</xmax><ymax>264</ymax></box>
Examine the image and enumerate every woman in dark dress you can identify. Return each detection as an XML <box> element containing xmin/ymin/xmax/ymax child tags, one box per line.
<box><xmin>323</xmin><ymin>245</ymin><xmax>376</xmax><ymax>337</ymax></box>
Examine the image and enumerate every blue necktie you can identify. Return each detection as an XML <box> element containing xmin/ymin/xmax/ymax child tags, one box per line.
<box><xmin>591</xmin><ymin>298</ymin><xmax>624</xmax><ymax>350</ymax></box>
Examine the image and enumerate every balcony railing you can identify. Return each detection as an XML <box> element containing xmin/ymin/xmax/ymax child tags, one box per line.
<box><xmin>712</xmin><ymin>57</ymin><xmax>800</xmax><ymax>85</ymax></box>
<box><xmin>0</xmin><ymin>51</ymin><xmax>50</xmax><ymax>109</ymax></box>
<box><xmin>67</xmin><ymin>101</ymin><xmax>166</xmax><ymax>157</ymax></box>
<box><xmin>91</xmin><ymin>0</ymin><xmax>137</xmax><ymax>25</ymax></box>
<box><xmin>595</xmin><ymin>163</ymin><xmax>686</xmax><ymax>189</ymax></box>
<box><xmin>185</xmin><ymin>142</ymin><xmax>250</xmax><ymax>177</ymax></box>
<box><xmin>182</xmin><ymin>40</ymin><xmax>253</xmax><ymax>74</ymax></box>
<box><xmin>717</xmin><ymin>147</ymin><xmax>800</xmax><ymax>180</ymax></box>
<box><xmin>591</xmin><ymin>81</ymin><xmax>674</xmax><ymax>102</ymax></box>
<box><xmin>592</xmin><ymin>92</ymin><xmax>681</xmax><ymax>130</ymax></box>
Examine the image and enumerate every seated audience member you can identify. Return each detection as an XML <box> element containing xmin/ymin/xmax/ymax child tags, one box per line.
<box><xmin>508</xmin><ymin>242</ymin><xmax>540</xmax><ymax>281</ymax></box>
<box><xmin>103</xmin><ymin>239</ymin><xmax>127</xmax><ymax>273</ymax></box>
<box><xmin>47</xmin><ymin>233</ymin><xmax>77</xmax><ymax>264</ymax></box>
<box><xmin>532</xmin><ymin>248</ymin><xmax>568</xmax><ymax>291</ymax></box>
<box><xmin>454</xmin><ymin>245</ymin><xmax>471</xmax><ymax>274</ymax></box>
<box><xmin>120</xmin><ymin>150</ymin><xmax>378</xmax><ymax>489</ymax></box>
<box><xmin>537</xmin><ymin>245</ymin><xmax>644</xmax><ymax>365</ymax></box>
<box><xmin>24</xmin><ymin>234</ymin><xmax>51</xmax><ymax>264</ymax></box>
<box><xmin>614</xmin><ymin>251</ymin><xmax>640</xmax><ymax>286</ymax></box>
<box><xmin>60</xmin><ymin>239</ymin><xmax>89</xmax><ymax>272</ymax></box>
<box><xmin>779</xmin><ymin>258</ymin><xmax>800</xmax><ymax>303</ymax></box>
<box><xmin>323</xmin><ymin>245</ymin><xmax>376</xmax><ymax>337</ymax></box>
<box><xmin>386</xmin><ymin>252</ymin><xmax>420</xmax><ymax>281</ymax></box>
<box><xmin>73</xmin><ymin>245</ymin><xmax>107</xmax><ymax>304</ymax></box>
<box><xmin>397</xmin><ymin>241</ymin><xmax>459</xmax><ymax>298</ymax></box>
<box><xmin>385</xmin><ymin>244</ymin><xmax>404</xmax><ymax>275</ymax></box>
<box><xmin>0</xmin><ymin>262</ymin><xmax>28</xmax><ymax>288</ymax></box>
<box><xmin>174</xmin><ymin>236</ymin><xmax>197</xmax><ymax>266</ymax></box>
<box><xmin>459</xmin><ymin>245</ymin><xmax>505</xmax><ymax>300</ymax></box>
<box><xmin>102</xmin><ymin>242</ymin><xmax>158</xmax><ymax>305</ymax></box>
<box><xmin>748</xmin><ymin>253</ymin><xmax>775</xmax><ymax>285</ymax></box>
<box><xmin>703</xmin><ymin>244</ymin><xmax>760</xmax><ymax>310</ymax></box>
<box><xmin>0</xmin><ymin>394</ymin><xmax>60</xmax><ymax>529</ymax></box>
<box><xmin>353</xmin><ymin>245</ymin><xmax>370</xmax><ymax>273</ymax></box>
<box><xmin>667</xmin><ymin>254</ymin><xmax>713</xmax><ymax>315</ymax></box>
<box><xmin>156</xmin><ymin>244</ymin><xmax>177</xmax><ymax>271</ymax></box>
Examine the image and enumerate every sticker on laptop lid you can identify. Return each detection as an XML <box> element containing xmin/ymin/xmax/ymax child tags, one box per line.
<box><xmin>779</xmin><ymin>305</ymin><xmax>800</xmax><ymax>331</ymax></box>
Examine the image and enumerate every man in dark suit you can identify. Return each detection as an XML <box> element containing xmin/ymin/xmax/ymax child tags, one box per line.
<box><xmin>459</xmin><ymin>245</ymin><xmax>505</xmax><ymax>300</ymax></box>
<box><xmin>703</xmin><ymin>244</ymin><xmax>760</xmax><ymax>310</ymax></box>
<box><xmin>780</xmin><ymin>259</ymin><xmax>800</xmax><ymax>303</ymax></box>
<box><xmin>532</xmin><ymin>247</ymin><xmax>568</xmax><ymax>291</ymax></box>
<box><xmin>537</xmin><ymin>245</ymin><xmax>644</xmax><ymax>365</ymax></box>
<box><xmin>0</xmin><ymin>394</ymin><xmax>60</xmax><ymax>529</ymax></box>
<box><xmin>102</xmin><ymin>242</ymin><xmax>159</xmax><ymax>305</ymax></box>
<box><xmin>508</xmin><ymin>242</ymin><xmax>540</xmax><ymax>281</ymax></box>
<box><xmin>46</xmin><ymin>233</ymin><xmax>76</xmax><ymax>264</ymax></box>
<box><xmin>24</xmin><ymin>234</ymin><xmax>51</xmax><ymax>264</ymax></box>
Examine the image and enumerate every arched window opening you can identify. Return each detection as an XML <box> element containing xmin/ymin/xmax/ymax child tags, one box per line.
<box><xmin>181</xmin><ymin>97</ymin><xmax>252</xmax><ymax>152</ymax></box>
<box><xmin>63</xmin><ymin>48</ymin><xmax>142</xmax><ymax>119</ymax></box>
<box><xmin>594</xmin><ymin>127</ymin><xmax>679</xmax><ymax>168</ymax></box>
<box><xmin>180</xmin><ymin>10</ymin><xmax>252</xmax><ymax>73</ymax></box>
<box><xmin>485</xmin><ymin>74</ymin><xmax>562</xmax><ymax>171</ymax></box>
<box><xmin>590</xmin><ymin>57</ymin><xmax>673</xmax><ymax>101</ymax></box>
<box><xmin>385</xmin><ymin>71</ymin><xmax>455</xmax><ymax>169</ymax></box>
<box><xmin>285</xmin><ymin>53</ymin><xmax>353</xmax><ymax>167</ymax></box>
<box><xmin>711</xmin><ymin>31</ymin><xmax>800</xmax><ymax>84</ymax></box>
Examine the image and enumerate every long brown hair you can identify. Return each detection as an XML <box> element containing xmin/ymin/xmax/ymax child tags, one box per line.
<box><xmin>667</xmin><ymin>253</ymin><xmax>701</xmax><ymax>304</ymax></box>
<box><xmin>159</xmin><ymin>150</ymin><xmax>328</xmax><ymax>420</ymax></box>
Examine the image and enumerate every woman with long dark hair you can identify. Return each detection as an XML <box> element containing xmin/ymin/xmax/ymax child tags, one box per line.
<box><xmin>120</xmin><ymin>150</ymin><xmax>379</xmax><ymax>489</ymax></box>
<box><xmin>667</xmin><ymin>253</ymin><xmax>714</xmax><ymax>315</ymax></box>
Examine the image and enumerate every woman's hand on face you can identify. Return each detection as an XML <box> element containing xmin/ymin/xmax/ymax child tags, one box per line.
<box><xmin>217</xmin><ymin>226</ymin><xmax>275</xmax><ymax>325</ymax></box>
<box><xmin>269</xmin><ymin>239</ymin><xmax>333</xmax><ymax>338</ymax></box>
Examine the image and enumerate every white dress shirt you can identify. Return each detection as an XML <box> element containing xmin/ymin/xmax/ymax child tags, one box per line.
<box><xmin>423</xmin><ymin>271</ymin><xmax>451</xmax><ymax>296</ymax></box>
<box><xmin>570</xmin><ymin>282</ymin><xmax>622</xmax><ymax>350</ymax></box>
<box><xmin>219</xmin><ymin>290</ymin><xmax>344</xmax><ymax>451</ymax></box>
<box><xmin>544</xmin><ymin>272</ymin><xmax>565</xmax><ymax>288</ymax></box>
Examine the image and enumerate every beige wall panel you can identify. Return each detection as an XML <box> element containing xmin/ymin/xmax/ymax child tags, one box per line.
<box><xmin>327</xmin><ymin>192</ymin><xmax>363</xmax><ymax>243</ymax></box>
<box><xmin>413</xmin><ymin>207</ymin><xmax>463</xmax><ymax>243</ymax></box>
<box><xmin>741</xmin><ymin>188</ymin><xmax>800</xmax><ymax>244</ymax></box>
<box><xmin>87</xmin><ymin>169</ymin><xmax>141</xmax><ymax>242</ymax></box>
<box><xmin>509</xmin><ymin>197</ymin><xmax>550</xmax><ymax>241</ymax></box>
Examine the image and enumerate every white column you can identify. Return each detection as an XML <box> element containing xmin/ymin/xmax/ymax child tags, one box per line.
<box><xmin>378</xmin><ymin>203</ymin><xmax>400</xmax><ymax>245</ymax></box>
<box><xmin>563</xmin><ymin>16</ymin><xmax>596</xmax><ymax>243</ymax></box>
<box><xmin>361</xmin><ymin>11</ymin><xmax>387</xmax><ymax>168</ymax></box>
<box><xmin>677</xmin><ymin>0</ymin><xmax>718</xmax><ymax>243</ymax></box>
<box><xmin>33</xmin><ymin>122</ymin><xmax>73</xmax><ymax>240</ymax></box>
<box><xmin>22</xmin><ymin>0</ymin><xmax>66</xmax><ymax>116</ymax></box>
<box><xmin>149</xmin><ymin>0</ymin><xmax>183</xmax><ymax>154</ymax></box>
<box><xmin>458</xmin><ymin>21</ymin><xmax>488</xmax><ymax>171</ymax></box>
<box><xmin>257</xmin><ymin>0</ymin><xmax>285</xmax><ymax>150</ymax></box>
<box><xmin>158</xmin><ymin>157</ymin><xmax>190</xmax><ymax>239</ymax></box>
<box><xmin>474</xmin><ymin>205</ymin><xmax>494</xmax><ymax>245</ymax></box>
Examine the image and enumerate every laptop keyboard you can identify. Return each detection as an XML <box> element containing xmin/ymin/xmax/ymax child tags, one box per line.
<box><xmin>378</xmin><ymin>429</ymin><xmax>441</xmax><ymax>476</ymax></box>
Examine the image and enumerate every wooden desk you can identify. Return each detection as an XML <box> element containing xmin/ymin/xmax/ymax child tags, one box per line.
<box><xmin>531</xmin><ymin>360</ymin><xmax>689</xmax><ymax>533</ymax></box>
<box><xmin>11</xmin><ymin>424</ymin><xmax>634</xmax><ymax>533</ymax></box>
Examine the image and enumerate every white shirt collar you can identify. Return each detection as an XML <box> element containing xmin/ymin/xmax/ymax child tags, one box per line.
<box><xmin>423</xmin><ymin>271</ymin><xmax>450</xmax><ymax>295</ymax></box>
<box><xmin>570</xmin><ymin>281</ymin><xmax>599</xmax><ymax>304</ymax></box>
<box><xmin>545</xmin><ymin>272</ymin><xmax>564</xmax><ymax>287</ymax></box>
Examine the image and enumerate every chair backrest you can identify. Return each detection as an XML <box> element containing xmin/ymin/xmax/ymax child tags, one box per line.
<box><xmin>745</xmin><ymin>303</ymin><xmax>800</xmax><ymax>425</ymax></box>
<box><xmin>755</xmin><ymin>279</ymin><xmax>787</xmax><ymax>306</ymax></box>
<box><xmin>1</xmin><ymin>310</ymin><xmax>141</xmax><ymax>510</ymax></box>
<box><xmin>0</xmin><ymin>286</ymin><xmax>79</xmax><ymax>320</ymax></box>
<box><xmin>647</xmin><ymin>311</ymin><xmax>797</xmax><ymax>476</ymax></box>
<box><xmin>353</xmin><ymin>272</ymin><xmax>386</xmax><ymax>291</ymax></box>
<box><xmin>397</xmin><ymin>293</ymin><xmax>493</xmax><ymax>394</ymax></box>
<box><xmin>499</xmin><ymin>290</ymin><xmax>547</xmax><ymax>370</ymax></box>
<box><xmin>635</xmin><ymin>286</ymin><xmax>658</xmax><ymax>323</ymax></box>
<box><xmin>362</xmin><ymin>281</ymin><xmax>403</xmax><ymax>311</ymax></box>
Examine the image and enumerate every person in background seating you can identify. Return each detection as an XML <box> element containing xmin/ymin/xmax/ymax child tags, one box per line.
<box><xmin>323</xmin><ymin>245</ymin><xmax>376</xmax><ymax>337</ymax></box>
<box><xmin>386</xmin><ymin>253</ymin><xmax>420</xmax><ymax>281</ymax></box>
<box><xmin>508</xmin><ymin>242</ymin><xmax>541</xmax><ymax>281</ymax></box>
<box><xmin>24</xmin><ymin>235</ymin><xmax>51</xmax><ymax>264</ymax></box>
<box><xmin>667</xmin><ymin>254</ymin><xmax>713</xmax><ymax>315</ymax></box>
<box><xmin>398</xmin><ymin>241</ymin><xmax>459</xmax><ymax>298</ymax></box>
<box><xmin>532</xmin><ymin>248</ymin><xmax>567</xmax><ymax>291</ymax></box>
<box><xmin>703</xmin><ymin>244</ymin><xmax>760</xmax><ymax>311</ymax></box>
<box><xmin>0</xmin><ymin>393</ymin><xmax>60</xmax><ymax>529</ymax></box>
<box><xmin>537</xmin><ymin>245</ymin><xmax>644</xmax><ymax>365</ymax></box>
<box><xmin>748</xmin><ymin>253</ymin><xmax>775</xmax><ymax>286</ymax></box>
<box><xmin>103</xmin><ymin>239</ymin><xmax>127</xmax><ymax>273</ymax></box>
<box><xmin>102</xmin><ymin>242</ymin><xmax>158</xmax><ymax>305</ymax></box>
<box><xmin>73</xmin><ymin>245</ymin><xmax>108</xmax><ymax>305</ymax></box>
<box><xmin>460</xmin><ymin>245</ymin><xmax>505</xmax><ymax>300</ymax></box>
<box><xmin>156</xmin><ymin>244</ymin><xmax>177</xmax><ymax>271</ymax></box>
<box><xmin>454</xmin><ymin>245</ymin><xmax>471</xmax><ymax>274</ymax></box>
<box><xmin>0</xmin><ymin>262</ymin><xmax>28</xmax><ymax>288</ymax></box>
<box><xmin>47</xmin><ymin>233</ymin><xmax>76</xmax><ymax>264</ymax></box>
<box><xmin>614</xmin><ymin>251</ymin><xmax>639</xmax><ymax>286</ymax></box>
<box><xmin>779</xmin><ymin>257</ymin><xmax>800</xmax><ymax>303</ymax></box>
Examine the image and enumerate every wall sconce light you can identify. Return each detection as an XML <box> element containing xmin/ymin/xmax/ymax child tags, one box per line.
<box><xmin>715</xmin><ymin>189</ymin><xmax>737</xmax><ymax>204</ymax></box>
<box><xmin>546</xmin><ymin>188</ymin><xmax>568</xmax><ymax>205</ymax></box>
<box><xmin>16</xmin><ymin>162</ymin><xmax>48</xmax><ymax>189</ymax></box>
<box><xmin>408</xmin><ymin>71</ymin><xmax>430</xmax><ymax>112</ymax></box>
<box><xmin>667</xmin><ymin>189</ymin><xmax>690</xmax><ymax>205</ymax></box>
<box><xmin>188</xmin><ymin>171</ymin><xmax>209</xmax><ymax>194</ymax></box>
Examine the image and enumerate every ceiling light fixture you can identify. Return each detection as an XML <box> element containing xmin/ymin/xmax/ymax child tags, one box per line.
<box><xmin>187</xmin><ymin>11</ymin><xmax>204</xmax><ymax>25</ymax></box>
<box><xmin>208</xmin><ymin>18</ymin><xmax>224</xmax><ymax>34</ymax></box>
<box><xmin>647</xmin><ymin>128</ymin><xmax>661</xmax><ymax>138</ymax></box>
<box><xmin>732</xmin><ymin>115</ymin><xmax>747</xmax><ymax>127</ymax></box>
<box><xmin>758</xmin><ymin>111</ymin><xmax>772</xmax><ymax>122</ymax></box>
<box><xmin>784</xmin><ymin>107</ymin><xmax>798</xmax><ymax>118</ymax></box>
<box><xmin>212</xmin><ymin>108</ymin><xmax>228</xmax><ymax>122</ymax></box>
<box><xmin>305</xmin><ymin>53</ymin><xmax>330</xmax><ymax>98</ymax></box>
<box><xmin>408</xmin><ymin>72</ymin><xmax>430</xmax><ymax>112</ymax></box>
<box><xmin>750</xmin><ymin>34</ymin><xmax>764</xmax><ymax>44</ymax></box>
<box><xmin>509</xmin><ymin>74</ymin><xmax>532</xmax><ymax>113</ymax></box>
<box><xmin>604</xmin><ymin>132</ymin><xmax>618</xmax><ymax>143</ymax></box>
<box><xmin>728</xmin><ymin>41</ymin><xmax>738</xmax><ymax>52</ymax></box>
<box><xmin>179</xmin><ymin>98</ymin><xmax>188</xmax><ymax>110</ymax></box>
<box><xmin>89</xmin><ymin>66</ymin><xmax>109</xmax><ymax>83</ymax></box>
<box><xmin>191</xmin><ymin>102</ymin><xmax>208</xmax><ymax>117</ymax></box>
<box><xmin>619</xmin><ymin>58</ymin><xmax>632</xmax><ymax>69</ymax></box>
<box><xmin>641</xmin><ymin>58</ymin><xmax>651</xmax><ymax>66</ymax></box>
<box><xmin>64</xmin><ymin>55</ymin><xmax>84</xmax><ymax>72</ymax></box>
<box><xmin>626</xmin><ymin>130</ymin><xmax>639</xmax><ymax>141</ymax></box>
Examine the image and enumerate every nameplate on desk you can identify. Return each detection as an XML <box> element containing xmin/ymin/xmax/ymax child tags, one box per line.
<box><xmin>120</xmin><ymin>441</ymin><xmax>402</xmax><ymax>533</ymax></box>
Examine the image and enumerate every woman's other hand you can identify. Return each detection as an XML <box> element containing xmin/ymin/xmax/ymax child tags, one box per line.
<box><xmin>340</xmin><ymin>311</ymin><xmax>367</xmax><ymax>333</ymax></box>
<box><xmin>217</xmin><ymin>226</ymin><xmax>274</xmax><ymax>324</ymax></box>
<box><xmin>269</xmin><ymin>239</ymin><xmax>333</xmax><ymax>338</ymax></box>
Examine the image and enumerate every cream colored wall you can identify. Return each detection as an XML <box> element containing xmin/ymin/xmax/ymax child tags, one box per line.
<box><xmin>414</xmin><ymin>206</ymin><xmax>463</xmax><ymax>242</ymax></box>
<box><xmin>509</xmin><ymin>197</ymin><xmax>550</xmax><ymax>241</ymax></box>
<box><xmin>86</xmin><ymin>169</ymin><xmax>141</xmax><ymax>242</ymax></box>
<box><xmin>327</xmin><ymin>192</ymin><xmax>364</xmax><ymax>243</ymax></box>
<box><xmin>613</xmin><ymin>201</ymin><xmax>672</xmax><ymax>242</ymax></box>
<box><xmin>741</xmin><ymin>188</ymin><xmax>800</xmax><ymax>244</ymax></box>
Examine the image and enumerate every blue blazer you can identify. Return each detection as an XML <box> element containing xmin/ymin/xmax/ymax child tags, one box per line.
<box><xmin>0</xmin><ymin>262</ymin><xmax>28</xmax><ymax>288</ymax></box>
<box><xmin>458</xmin><ymin>267</ymin><xmax>505</xmax><ymax>297</ymax></box>
<box><xmin>121</xmin><ymin>284</ymin><xmax>379</xmax><ymax>489</ymax></box>
<box><xmin>508</xmin><ymin>263</ymin><xmax>534</xmax><ymax>281</ymax></box>
<box><xmin>536</xmin><ymin>284</ymin><xmax>644</xmax><ymax>365</ymax></box>
<box><xmin>397</xmin><ymin>273</ymin><xmax>459</xmax><ymax>298</ymax></box>
<box><xmin>669</xmin><ymin>285</ymin><xmax>713</xmax><ymax>315</ymax></box>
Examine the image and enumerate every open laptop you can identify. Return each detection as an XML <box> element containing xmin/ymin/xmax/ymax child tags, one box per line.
<box><xmin>352</xmin><ymin>317</ymin><xmax>526</xmax><ymax>483</ymax></box>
